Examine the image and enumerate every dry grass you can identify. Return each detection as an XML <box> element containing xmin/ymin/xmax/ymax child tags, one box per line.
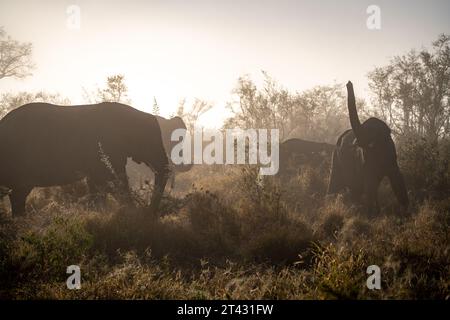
<box><xmin>0</xmin><ymin>140</ymin><xmax>449</xmax><ymax>300</ymax></box>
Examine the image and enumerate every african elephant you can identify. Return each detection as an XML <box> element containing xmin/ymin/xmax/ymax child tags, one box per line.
<box><xmin>0</xmin><ymin>102</ymin><xmax>169</xmax><ymax>216</ymax></box>
<box><xmin>327</xmin><ymin>81</ymin><xmax>408</xmax><ymax>216</ymax></box>
<box><xmin>278</xmin><ymin>138</ymin><xmax>335</xmax><ymax>178</ymax></box>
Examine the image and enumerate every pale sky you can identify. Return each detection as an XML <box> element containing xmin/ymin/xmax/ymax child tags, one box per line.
<box><xmin>1</xmin><ymin>0</ymin><xmax>449</xmax><ymax>127</ymax></box>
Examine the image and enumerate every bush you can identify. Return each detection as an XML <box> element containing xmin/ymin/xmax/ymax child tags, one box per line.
<box><xmin>311</xmin><ymin>243</ymin><xmax>370</xmax><ymax>299</ymax></box>
<box><xmin>184</xmin><ymin>191</ymin><xmax>241</xmax><ymax>259</ymax></box>
<box><xmin>0</xmin><ymin>145</ymin><xmax>448</xmax><ymax>299</ymax></box>
<box><xmin>0</xmin><ymin>214</ymin><xmax>92</xmax><ymax>298</ymax></box>
<box><xmin>313</xmin><ymin>197</ymin><xmax>350</xmax><ymax>241</ymax></box>
<box><xmin>397</xmin><ymin>136</ymin><xmax>450</xmax><ymax>202</ymax></box>
<box><xmin>86</xmin><ymin>206</ymin><xmax>200</xmax><ymax>266</ymax></box>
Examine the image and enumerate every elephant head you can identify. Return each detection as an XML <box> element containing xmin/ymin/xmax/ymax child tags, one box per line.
<box><xmin>156</xmin><ymin>115</ymin><xmax>193</xmax><ymax>173</ymax></box>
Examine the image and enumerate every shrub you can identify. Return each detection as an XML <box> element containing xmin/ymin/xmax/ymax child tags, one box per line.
<box><xmin>0</xmin><ymin>214</ymin><xmax>92</xmax><ymax>298</ymax></box>
<box><xmin>397</xmin><ymin>136</ymin><xmax>450</xmax><ymax>202</ymax></box>
<box><xmin>184</xmin><ymin>191</ymin><xmax>241</xmax><ymax>259</ymax></box>
<box><xmin>311</xmin><ymin>243</ymin><xmax>373</xmax><ymax>299</ymax></box>
<box><xmin>313</xmin><ymin>196</ymin><xmax>352</xmax><ymax>242</ymax></box>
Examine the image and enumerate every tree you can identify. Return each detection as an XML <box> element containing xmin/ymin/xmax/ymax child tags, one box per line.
<box><xmin>368</xmin><ymin>34</ymin><xmax>450</xmax><ymax>142</ymax></box>
<box><xmin>0</xmin><ymin>91</ymin><xmax>70</xmax><ymax>118</ymax></box>
<box><xmin>225</xmin><ymin>72</ymin><xmax>350</xmax><ymax>143</ymax></box>
<box><xmin>293</xmin><ymin>84</ymin><xmax>359</xmax><ymax>143</ymax></box>
<box><xmin>225</xmin><ymin>72</ymin><xmax>299</xmax><ymax>140</ymax></box>
<box><xmin>176</xmin><ymin>98</ymin><xmax>212</xmax><ymax>133</ymax></box>
<box><xmin>152</xmin><ymin>97</ymin><xmax>160</xmax><ymax>115</ymax></box>
<box><xmin>0</xmin><ymin>27</ymin><xmax>34</xmax><ymax>80</ymax></box>
<box><xmin>175</xmin><ymin>98</ymin><xmax>185</xmax><ymax>118</ymax></box>
<box><xmin>83</xmin><ymin>74</ymin><xmax>130</xmax><ymax>104</ymax></box>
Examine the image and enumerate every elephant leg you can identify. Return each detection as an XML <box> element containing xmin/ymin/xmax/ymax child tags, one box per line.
<box><xmin>169</xmin><ymin>171</ymin><xmax>176</xmax><ymax>190</ymax></box>
<box><xmin>149</xmin><ymin>170</ymin><xmax>168</xmax><ymax>217</ymax></box>
<box><xmin>118</xmin><ymin>172</ymin><xmax>131</xmax><ymax>192</ymax></box>
<box><xmin>107</xmin><ymin>157</ymin><xmax>133</xmax><ymax>203</ymax></box>
<box><xmin>327</xmin><ymin>149</ymin><xmax>344</xmax><ymax>194</ymax></box>
<box><xmin>9</xmin><ymin>186</ymin><xmax>32</xmax><ymax>217</ymax></box>
<box><xmin>114</xmin><ymin>171</ymin><xmax>133</xmax><ymax>203</ymax></box>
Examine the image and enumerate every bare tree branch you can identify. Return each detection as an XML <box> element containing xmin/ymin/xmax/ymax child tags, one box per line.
<box><xmin>0</xmin><ymin>27</ymin><xmax>34</xmax><ymax>80</ymax></box>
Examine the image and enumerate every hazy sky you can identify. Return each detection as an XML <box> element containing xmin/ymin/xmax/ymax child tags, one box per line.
<box><xmin>1</xmin><ymin>0</ymin><xmax>449</xmax><ymax>127</ymax></box>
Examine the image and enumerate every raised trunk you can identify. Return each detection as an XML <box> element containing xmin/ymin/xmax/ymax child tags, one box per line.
<box><xmin>346</xmin><ymin>81</ymin><xmax>363</xmax><ymax>142</ymax></box>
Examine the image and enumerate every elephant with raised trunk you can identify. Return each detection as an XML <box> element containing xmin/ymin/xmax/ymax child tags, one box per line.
<box><xmin>0</xmin><ymin>102</ymin><xmax>169</xmax><ymax>216</ymax></box>
<box><xmin>327</xmin><ymin>81</ymin><xmax>408</xmax><ymax>215</ymax></box>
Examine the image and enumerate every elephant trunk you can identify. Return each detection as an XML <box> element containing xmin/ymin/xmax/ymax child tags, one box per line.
<box><xmin>346</xmin><ymin>81</ymin><xmax>363</xmax><ymax>142</ymax></box>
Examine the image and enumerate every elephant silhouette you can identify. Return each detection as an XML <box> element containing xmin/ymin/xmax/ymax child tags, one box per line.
<box><xmin>327</xmin><ymin>81</ymin><xmax>409</xmax><ymax>216</ymax></box>
<box><xmin>0</xmin><ymin>102</ymin><xmax>169</xmax><ymax>216</ymax></box>
<box><xmin>278</xmin><ymin>138</ymin><xmax>335</xmax><ymax>178</ymax></box>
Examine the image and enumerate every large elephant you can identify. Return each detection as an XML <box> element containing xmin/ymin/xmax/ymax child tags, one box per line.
<box><xmin>0</xmin><ymin>102</ymin><xmax>169</xmax><ymax>216</ymax></box>
<box><xmin>327</xmin><ymin>81</ymin><xmax>408</xmax><ymax>215</ymax></box>
<box><xmin>278</xmin><ymin>138</ymin><xmax>334</xmax><ymax>178</ymax></box>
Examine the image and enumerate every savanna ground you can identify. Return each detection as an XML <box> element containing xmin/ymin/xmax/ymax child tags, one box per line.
<box><xmin>0</xmin><ymin>136</ymin><xmax>448</xmax><ymax>300</ymax></box>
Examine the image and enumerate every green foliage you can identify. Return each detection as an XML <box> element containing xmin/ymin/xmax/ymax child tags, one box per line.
<box><xmin>19</xmin><ymin>216</ymin><xmax>91</xmax><ymax>276</ymax></box>
<box><xmin>0</xmin><ymin>214</ymin><xmax>92</xmax><ymax>298</ymax></box>
<box><xmin>312</xmin><ymin>244</ymin><xmax>369</xmax><ymax>299</ymax></box>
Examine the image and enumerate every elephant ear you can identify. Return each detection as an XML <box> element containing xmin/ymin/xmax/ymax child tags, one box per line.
<box><xmin>346</xmin><ymin>81</ymin><xmax>365</xmax><ymax>144</ymax></box>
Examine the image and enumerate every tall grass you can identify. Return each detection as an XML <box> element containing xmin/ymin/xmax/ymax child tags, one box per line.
<box><xmin>0</xmin><ymin>139</ymin><xmax>448</xmax><ymax>299</ymax></box>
